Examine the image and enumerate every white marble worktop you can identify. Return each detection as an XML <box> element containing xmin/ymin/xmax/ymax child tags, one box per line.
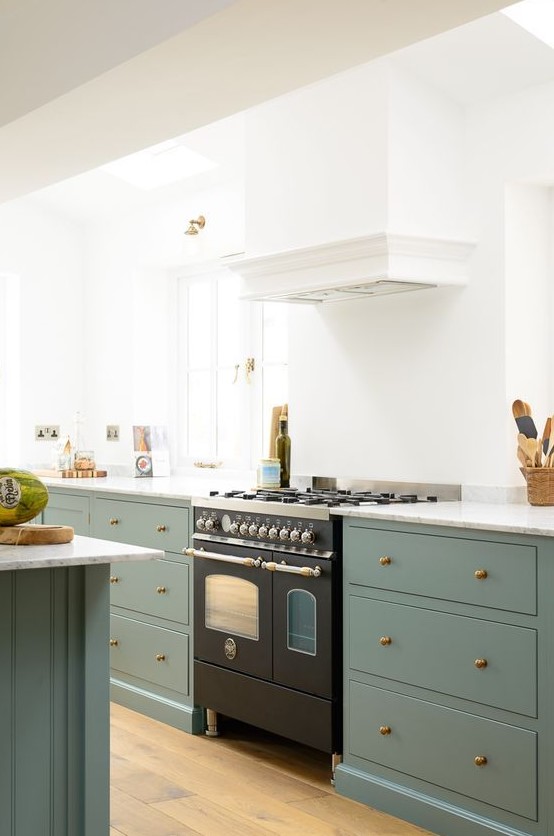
<box><xmin>35</xmin><ymin>473</ymin><xmax>554</xmax><ymax>538</ymax></box>
<box><xmin>37</xmin><ymin>473</ymin><xmax>256</xmax><ymax>501</ymax></box>
<box><xmin>0</xmin><ymin>534</ymin><xmax>163</xmax><ymax>571</ymax></box>
<box><xmin>333</xmin><ymin>500</ymin><xmax>554</xmax><ymax>537</ymax></box>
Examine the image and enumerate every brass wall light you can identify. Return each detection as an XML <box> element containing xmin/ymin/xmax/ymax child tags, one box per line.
<box><xmin>185</xmin><ymin>215</ymin><xmax>206</xmax><ymax>235</ymax></box>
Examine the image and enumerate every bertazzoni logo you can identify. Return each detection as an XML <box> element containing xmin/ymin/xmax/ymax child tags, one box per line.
<box><xmin>0</xmin><ymin>477</ymin><xmax>21</xmax><ymax>509</ymax></box>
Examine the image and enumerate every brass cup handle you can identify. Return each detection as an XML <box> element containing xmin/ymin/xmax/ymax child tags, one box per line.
<box><xmin>474</xmin><ymin>658</ymin><xmax>488</xmax><ymax>669</ymax></box>
<box><xmin>474</xmin><ymin>569</ymin><xmax>488</xmax><ymax>580</ymax></box>
<box><xmin>474</xmin><ymin>755</ymin><xmax>488</xmax><ymax>767</ymax></box>
<box><xmin>379</xmin><ymin>725</ymin><xmax>392</xmax><ymax>735</ymax></box>
<box><xmin>156</xmin><ymin>524</ymin><xmax>167</xmax><ymax>533</ymax></box>
<box><xmin>155</xmin><ymin>653</ymin><xmax>166</xmax><ymax>662</ymax></box>
<box><xmin>156</xmin><ymin>585</ymin><xmax>167</xmax><ymax>594</ymax></box>
<box><xmin>379</xmin><ymin>636</ymin><xmax>392</xmax><ymax>646</ymax></box>
<box><xmin>109</xmin><ymin>638</ymin><xmax>119</xmax><ymax>647</ymax></box>
<box><xmin>379</xmin><ymin>555</ymin><xmax>392</xmax><ymax>566</ymax></box>
<box><xmin>109</xmin><ymin>517</ymin><xmax>119</xmax><ymax>526</ymax></box>
<box><xmin>109</xmin><ymin>575</ymin><xmax>120</xmax><ymax>584</ymax></box>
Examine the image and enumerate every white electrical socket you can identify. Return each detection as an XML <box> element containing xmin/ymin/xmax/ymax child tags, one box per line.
<box><xmin>106</xmin><ymin>425</ymin><xmax>120</xmax><ymax>441</ymax></box>
<box><xmin>35</xmin><ymin>425</ymin><xmax>60</xmax><ymax>441</ymax></box>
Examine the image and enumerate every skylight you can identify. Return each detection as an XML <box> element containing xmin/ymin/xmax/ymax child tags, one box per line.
<box><xmin>101</xmin><ymin>138</ymin><xmax>218</xmax><ymax>190</ymax></box>
<box><xmin>502</xmin><ymin>0</ymin><xmax>554</xmax><ymax>49</ymax></box>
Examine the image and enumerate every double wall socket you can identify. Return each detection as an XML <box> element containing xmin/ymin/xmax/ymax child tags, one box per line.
<box><xmin>106</xmin><ymin>425</ymin><xmax>120</xmax><ymax>441</ymax></box>
<box><xmin>35</xmin><ymin>425</ymin><xmax>60</xmax><ymax>441</ymax></box>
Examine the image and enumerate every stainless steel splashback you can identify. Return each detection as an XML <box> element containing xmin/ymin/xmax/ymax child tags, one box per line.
<box><xmin>311</xmin><ymin>476</ymin><xmax>461</xmax><ymax>501</ymax></box>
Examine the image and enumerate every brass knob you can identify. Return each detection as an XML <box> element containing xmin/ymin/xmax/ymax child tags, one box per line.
<box><xmin>109</xmin><ymin>575</ymin><xmax>120</xmax><ymax>584</ymax></box>
<box><xmin>109</xmin><ymin>517</ymin><xmax>119</xmax><ymax>526</ymax></box>
<box><xmin>474</xmin><ymin>658</ymin><xmax>488</xmax><ymax>669</ymax></box>
<box><xmin>156</xmin><ymin>585</ymin><xmax>167</xmax><ymax>594</ymax></box>
<box><xmin>474</xmin><ymin>755</ymin><xmax>487</xmax><ymax>767</ymax></box>
<box><xmin>156</xmin><ymin>524</ymin><xmax>167</xmax><ymax>533</ymax></box>
<box><xmin>379</xmin><ymin>555</ymin><xmax>391</xmax><ymax>566</ymax></box>
<box><xmin>379</xmin><ymin>725</ymin><xmax>392</xmax><ymax>735</ymax></box>
<box><xmin>379</xmin><ymin>636</ymin><xmax>392</xmax><ymax>646</ymax></box>
<box><xmin>155</xmin><ymin>653</ymin><xmax>166</xmax><ymax>662</ymax></box>
<box><xmin>109</xmin><ymin>638</ymin><xmax>119</xmax><ymax>647</ymax></box>
<box><xmin>474</xmin><ymin>569</ymin><xmax>488</xmax><ymax>580</ymax></box>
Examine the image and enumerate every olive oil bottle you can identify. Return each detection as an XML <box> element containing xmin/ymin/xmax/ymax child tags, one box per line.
<box><xmin>275</xmin><ymin>413</ymin><xmax>291</xmax><ymax>488</ymax></box>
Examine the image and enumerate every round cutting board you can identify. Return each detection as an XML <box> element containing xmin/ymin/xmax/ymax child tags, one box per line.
<box><xmin>0</xmin><ymin>524</ymin><xmax>74</xmax><ymax>545</ymax></box>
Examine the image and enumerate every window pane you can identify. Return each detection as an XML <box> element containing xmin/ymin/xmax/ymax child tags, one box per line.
<box><xmin>217</xmin><ymin>276</ymin><xmax>242</xmax><ymax>365</ymax></box>
<box><xmin>188</xmin><ymin>281</ymin><xmax>212</xmax><ymax>368</ymax></box>
<box><xmin>217</xmin><ymin>369</ymin><xmax>241</xmax><ymax>460</ymax></box>
<box><xmin>263</xmin><ymin>303</ymin><xmax>289</xmax><ymax>363</ymax></box>
<box><xmin>188</xmin><ymin>370</ymin><xmax>211</xmax><ymax>457</ymax></box>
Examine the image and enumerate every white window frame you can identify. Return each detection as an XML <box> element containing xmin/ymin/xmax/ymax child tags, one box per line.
<box><xmin>171</xmin><ymin>264</ymin><xmax>288</xmax><ymax>473</ymax></box>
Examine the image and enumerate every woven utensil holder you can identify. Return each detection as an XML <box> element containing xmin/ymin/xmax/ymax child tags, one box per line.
<box><xmin>521</xmin><ymin>467</ymin><xmax>554</xmax><ymax>506</ymax></box>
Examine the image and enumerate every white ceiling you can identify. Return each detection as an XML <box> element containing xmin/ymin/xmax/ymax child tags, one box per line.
<box><xmin>0</xmin><ymin>0</ymin><xmax>515</xmax><ymax>206</ymax></box>
<box><xmin>27</xmin><ymin>4</ymin><xmax>554</xmax><ymax>223</ymax></box>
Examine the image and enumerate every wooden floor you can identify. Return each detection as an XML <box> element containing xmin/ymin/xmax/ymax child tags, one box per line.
<box><xmin>110</xmin><ymin>703</ymin><xmax>434</xmax><ymax>835</ymax></box>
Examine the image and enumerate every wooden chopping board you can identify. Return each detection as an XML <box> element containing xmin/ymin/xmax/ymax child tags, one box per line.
<box><xmin>0</xmin><ymin>524</ymin><xmax>75</xmax><ymax>545</ymax></box>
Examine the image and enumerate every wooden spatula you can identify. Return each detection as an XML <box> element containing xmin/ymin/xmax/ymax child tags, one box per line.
<box><xmin>512</xmin><ymin>400</ymin><xmax>538</xmax><ymax>438</ymax></box>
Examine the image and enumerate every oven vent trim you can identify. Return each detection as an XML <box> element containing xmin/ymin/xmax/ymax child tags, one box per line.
<box><xmin>223</xmin><ymin>233</ymin><xmax>476</xmax><ymax>304</ymax></box>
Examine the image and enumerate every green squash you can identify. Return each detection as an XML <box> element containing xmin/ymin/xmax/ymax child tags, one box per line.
<box><xmin>0</xmin><ymin>469</ymin><xmax>49</xmax><ymax>526</ymax></box>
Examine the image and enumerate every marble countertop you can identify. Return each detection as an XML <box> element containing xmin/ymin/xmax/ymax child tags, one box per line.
<box><xmin>35</xmin><ymin>473</ymin><xmax>554</xmax><ymax>538</ymax></box>
<box><xmin>0</xmin><ymin>534</ymin><xmax>163</xmax><ymax>571</ymax></box>
<box><xmin>333</xmin><ymin>500</ymin><xmax>554</xmax><ymax>537</ymax></box>
<box><xmin>37</xmin><ymin>473</ymin><xmax>254</xmax><ymax>501</ymax></box>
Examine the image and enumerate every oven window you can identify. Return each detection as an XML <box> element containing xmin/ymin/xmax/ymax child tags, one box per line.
<box><xmin>287</xmin><ymin>590</ymin><xmax>316</xmax><ymax>655</ymax></box>
<box><xmin>205</xmin><ymin>575</ymin><xmax>259</xmax><ymax>640</ymax></box>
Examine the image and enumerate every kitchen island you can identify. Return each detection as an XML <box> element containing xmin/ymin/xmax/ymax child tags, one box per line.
<box><xmin>0</xmin><ymin>535</ymin><xmax>162</xmax><ymax>836</ymax></box>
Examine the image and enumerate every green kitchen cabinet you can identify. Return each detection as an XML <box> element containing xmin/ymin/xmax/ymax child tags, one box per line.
<box><xmin>42</xmin><ymin>487</ymin><xmax>91</xmax><ymax>534</ymax></box>
<box><xmin>335</xmin><ymin>519</ymin><xmax>554</xmax><ymax>836</ymax></box>
<box><xmin>91</xmin><ymin>492</ymin><xmax>202</xmax><ymax>734</ymax></box>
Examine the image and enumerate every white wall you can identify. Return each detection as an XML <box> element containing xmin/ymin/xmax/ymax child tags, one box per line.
<box><xmin>7</xmin><ymin>50</ymin><xmax>554</xmax><ymax>491</ymax></box>
<box><xmin>0</xmin><ymin>199</ymin><xmax>85</xmax><ymax>468</ymax></box>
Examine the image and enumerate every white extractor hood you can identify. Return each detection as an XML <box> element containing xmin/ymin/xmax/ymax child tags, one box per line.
<box><xmin>223</xmin><ymin>232</ymin><xmax>476</xmax><ymax>303</ymax></box>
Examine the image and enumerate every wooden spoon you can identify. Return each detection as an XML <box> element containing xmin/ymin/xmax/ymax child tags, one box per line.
<box><xmin>512</xmin><ymin>400</ymin><xmax>538</xmax><ymax>438</ymax></box>
<box><xmin>542</xmin><ymin>417</ymin><xmax>551</xmax><ymax>457</ymax></box>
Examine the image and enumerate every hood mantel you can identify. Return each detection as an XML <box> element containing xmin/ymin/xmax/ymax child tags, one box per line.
<box><xmin>224</xmin><ymin>232</ymin><xmax>476</xmax><ymax>303</ymax></box>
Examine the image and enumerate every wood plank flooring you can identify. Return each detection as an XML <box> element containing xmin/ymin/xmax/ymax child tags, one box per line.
<box><xmin>110</xmin><ymin>703</ymin><xmax>434</xmax><ymax>835</ymax></box>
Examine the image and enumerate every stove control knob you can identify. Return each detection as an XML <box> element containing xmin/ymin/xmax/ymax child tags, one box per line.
<box><xmin>205</xmin><ymin>517</ymin><xmax>219</xmax><ymax>532</ymax></box>
<box><xmin>248</xmin><ymin>523</ymin><xmax>259</xmax><ymax>536</ymax></box>
<box><xmin>301</xmin><ymin>530</ymin><xmax>315</xmax><ymax>545</ymax></box>
<box><xmin>258</xmin><ymin>524</ymin><xmax>268</xmax><ymax>538</ymax></box>
<box><xmin>268</xmin><ymin>526</ymin><xmax>279</xmax><ymax>540</ymax></box>
<box><xmin>290</xmin><ymin>528</ymin><xmax>301</xmax><ymax>542</ymax></box>
<box><xmin>279</xmin><ymin>528</ymin><xmax>290</xmax><ymax>541</ymax></box>
<box><xmin>229</xmin><ymin>521</ymin><xmax>239</xmax><ymax>535</ymax></box>
<box><xmin>239</xmin><ymin>522</ymin><xmax>249</xmax><ymax>536</ymax></box>
<box><xmin>196</xmin><ymin>517</ymin><xmax>206</xmax><ymax>531</ymax></box>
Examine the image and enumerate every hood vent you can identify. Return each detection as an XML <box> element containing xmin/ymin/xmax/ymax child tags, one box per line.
<box><xmin>223</xmin><ymin>232</ymin><xmax>475</xmax><ymax>303</ymax></box>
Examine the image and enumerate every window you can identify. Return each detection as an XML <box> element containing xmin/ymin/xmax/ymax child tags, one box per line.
<box><xmin>0</xmin><ymin>274</ymin><xmax>20</xmax><ymax>463</ymax></box>
<box><xmin>176</xmin><ymin>268</ymin><xmax>288</xmax><ymax>470</ymax></box>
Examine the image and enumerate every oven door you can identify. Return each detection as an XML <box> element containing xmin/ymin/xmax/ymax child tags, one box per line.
<box><xmin>270</xmin><ymin>553</ymin><xmax>336</xmax><ymax>699</ymax></box>
<box><xmin>193</xmin><ymin>539</ymin><xmax>273</xmax><ymax>679</ymax></box>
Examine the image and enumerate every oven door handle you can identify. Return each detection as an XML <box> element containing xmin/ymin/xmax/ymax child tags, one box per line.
<box><xmin>261</xmin><ymin>561</ymin><xmax>321</xmax><ymax>578</ymax></box>
<box><xmin>184</xmin><ymin>547</ymin><xmax>261</xmax><ymax>568</ymax></box>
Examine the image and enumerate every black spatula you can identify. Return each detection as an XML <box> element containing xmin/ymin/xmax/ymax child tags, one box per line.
<box><xmin>512</xmin><ymin>400</ymin><xmax>538</xmax><ymax>439</ymax></box>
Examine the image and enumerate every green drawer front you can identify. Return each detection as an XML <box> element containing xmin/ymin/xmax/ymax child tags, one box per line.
<box><xmin>349</xmin><ymin>681</ymin><xmax>537</xmax><ymax>820</ymax></box>
<box><xmin>43</xmin><ymin>492</ymin><xmax>90</xmax><ymax>535</ymax></box>
<box><xmin>345</xmin><ymin>525</ymin><xmax>537</xmax><ymax>614</ymax></box>
<box><xmin>110</xmin><ymin>559</ymin><xmax>189</xmax><ymax>625</ymax></box>
<box><xmin>110</xmin><ymin>614</ymin><xmax>189</xmax><ymax>695</ymax></box>
<box><xmin>93</xmin><ymin>498</ymin><xmax>188</xmax><ymax>553</ymax></box>
<box><xmin>350</xmin><ymin>596</ymin><xmax>537</xmax><ymax>716</ymax></box>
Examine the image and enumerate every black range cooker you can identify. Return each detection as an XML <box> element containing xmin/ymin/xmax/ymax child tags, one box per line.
<box><xmin>186</xmin><ymin>479</ymin><xmax>459</xmax><ymax>778</ymax></box>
